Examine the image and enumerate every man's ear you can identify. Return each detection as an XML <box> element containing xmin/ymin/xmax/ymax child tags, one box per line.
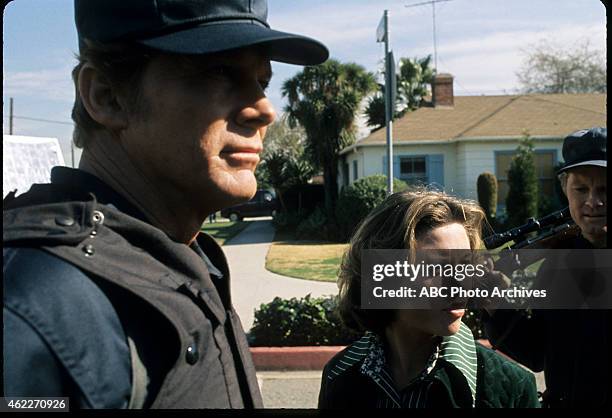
<box><xmin>78</xmin><ymin>63</ymin><xmax>129</xmax><ymax>131</ymax></box>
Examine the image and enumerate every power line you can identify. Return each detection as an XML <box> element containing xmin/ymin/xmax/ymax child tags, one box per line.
<box><xmin>12</xmin><ymin>115</ymin><xmax>73</xmax><ymax>126</ymax></box>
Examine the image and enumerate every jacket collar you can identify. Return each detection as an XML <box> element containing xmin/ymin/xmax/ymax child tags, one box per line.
<box><xmin>327</xmin><ymin>321</ymin><xmax>478</xmax><ymax>407</ymax></box>
<box><xmin>3</xmin><ymin>169</ymin><xmax>230</xmax><ymax>325</ymax></box>
<box><xmin>439</xmin><ymin>321</ymin><xmax>478</xmax><ymax>406</ymax></box>
<box><xmin>50</xmin><ymin>167</ymin><xmax>149</xmax><ymax>223</ymax></box>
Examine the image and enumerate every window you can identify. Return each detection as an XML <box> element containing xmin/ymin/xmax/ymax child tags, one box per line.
<box><xmin>495</xmin><ymin>150</ymin><xmax>556</xmax><ymax>205</ymax></box>
<box><xmin>353</xmin><ymin>160</ymin><xmax>358</xmax><ymax>181</ymax></box>
<box><xmin>399</xmin><ymin>156</ymin><xmax>427</xmax><ymax>185</ymax></box>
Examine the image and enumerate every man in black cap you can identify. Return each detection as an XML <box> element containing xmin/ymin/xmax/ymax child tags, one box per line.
<box><xmin>3</xmin><ymin>0</ymin><xmax>328</xmax><ymax>409</ymax></box>
<box><xmin>555</xmin><ymin>127</ymin><xmax>607</xmax><ymax>248</ymax></box>
<box><xmin>484</xmin><ymin>127</ymin><xmax>608</xmax><ymax>407</ymax></box>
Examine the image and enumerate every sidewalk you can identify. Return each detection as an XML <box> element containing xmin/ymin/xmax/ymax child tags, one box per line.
<box><xmin>223</xmin><ymin>218</ymin><xmax>338</xmax><ymax>332</ymax></box>
<box><xmin>256</xmin><ymin>369</ymin><xmax>545</xmax><ymax>408</ymax></box>
<box><xmin>257</xmin><ymin>371</ymin><xmax>322</xmax><ymax>409</ymax></box>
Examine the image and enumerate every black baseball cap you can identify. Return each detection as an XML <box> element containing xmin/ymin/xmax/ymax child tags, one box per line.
<box><xmin>557</xmin><ymin>127</ymin><xmax>607</xmax><ymax>174</ymax></box>
<box><xmin>74</xmin><ymin>0</ymin><xmax>329</xmax><ymax>66</ymax></box>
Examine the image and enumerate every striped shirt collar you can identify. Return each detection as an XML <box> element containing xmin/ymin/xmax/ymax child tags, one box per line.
<box><xmin>327</xmin><ymin>321</ymin><xmax>478</xmax><ymax>407</ymax></box>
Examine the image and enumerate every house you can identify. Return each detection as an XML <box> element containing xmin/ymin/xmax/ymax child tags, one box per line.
<box><xmin>339</xmin><ymin>74</ymin><xmax>606</xmax><ymax>214</ymax></box>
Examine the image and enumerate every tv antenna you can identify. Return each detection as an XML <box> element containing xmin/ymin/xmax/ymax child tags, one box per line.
<box><xmin>405</xmin><ymin>0</ymin><xmax>453</xmax><ymax>72</ymax></box>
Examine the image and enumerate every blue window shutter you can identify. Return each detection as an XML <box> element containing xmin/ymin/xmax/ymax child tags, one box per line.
<box><xmin>393</xmin><ymin>156</ymin><xmax>400</xmax><ymax>180</ymax></box>
<box><xmin>382</xmin><ymin>155</ymin><xmax>401</xmax><ymax>180</ymax></box>
<box><xmin>427</xmin><ymin>154</ymin><xmax>444</xmax><ymax>189</ymax></box>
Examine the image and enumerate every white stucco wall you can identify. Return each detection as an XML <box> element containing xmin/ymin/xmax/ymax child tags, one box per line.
<box><xmin>339</xmin><ymin>142</ymin><xmax>458</xmax><ymax>193</ymax></box>
<box><xmin>456</xmin><ymin>138</ymin><xmax>563</xmax><ymax>201</ymax></box>
<box><xmin>339</xmin><ymin>137</ymin><xmax>564</xmax><ymax>200</ymax></box>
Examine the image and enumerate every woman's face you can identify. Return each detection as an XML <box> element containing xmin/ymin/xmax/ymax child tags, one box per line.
<box><xmin>392</xmin><ymin>222</ymin><xmax>472</xmax><ymax>337</ymax></box>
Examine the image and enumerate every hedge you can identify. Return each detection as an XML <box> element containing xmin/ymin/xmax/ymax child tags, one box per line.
<box><xmin>248</xmin><ymin>295</ymin><xmax>487</xmax><ymax>346</ymax></box>
<box><xmin>249</xmin><ymin>295</ymin><xmax>361</xmax><ymax>346</ymax></box>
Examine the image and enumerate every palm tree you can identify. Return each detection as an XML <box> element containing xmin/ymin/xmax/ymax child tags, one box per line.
<box><xmin>282</xmin><ymin>59</ymin><xmax>376</xmax><ymax>219</ymax></box>
<box><xmin>261</xmin><ymin>150</ymin><xmax>291</xmax><ymax>213</ymax></box>
<box><xmin>365</xmin><ymin>55</ymin><xmax>434</xmax><ymax>131</ymax></box>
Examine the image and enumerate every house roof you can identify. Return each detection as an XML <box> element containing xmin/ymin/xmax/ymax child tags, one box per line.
<box><xmin>352</xmin><ymin>93</ymin><xmax>606</xmax><ymax>147</ymax></box>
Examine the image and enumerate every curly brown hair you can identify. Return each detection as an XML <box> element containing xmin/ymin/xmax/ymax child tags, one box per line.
<box><xmin>336</xmin><ymin>187</ymin><xmax>487</xmax><ymax>334</ymax></box>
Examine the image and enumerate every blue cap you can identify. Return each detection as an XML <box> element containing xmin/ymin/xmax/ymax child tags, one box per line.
<box><xmin>557</xmin><ymin>127</ymin><xmax>607</xmax><ymax>174</ymax></box>
<box><xmin>75</xmin><ymin>0</ymin><xmax>329</xmax><ymax>66</ymax></box>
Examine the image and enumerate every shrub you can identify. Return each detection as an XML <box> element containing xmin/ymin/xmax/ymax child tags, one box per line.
<box><xmin>553</xmin><ymin>161</ymin><xmax>568</xmax><ymax>209</ymax></box>
<box><xmin>296</xmin><ymin>206</ymin><xmax>328</xmax><ymax>240</ymax></box>
<box><xmin>249</xmin><ymin>295</ymin><xmax>362</xmax><ymax>346</ymax></box>
<box><xmin>283</xmin><ymin>183</ymin><xmax>325</xmax><ymax>214</ymax></box>
<box><xmin>249</xmin><ymin>295</ymin><xmax>486</xmax><ymax>346</ymax></box>
<box><xmin>335</xmin><ymin>175</ymin><xmax>408</xmax><ymax>242</ymax></box>
<box><xmin>272</xmin><ymin>210</ymin><xmax>304</xmax><ymax>232</ymax></box>
<box><xmin>477</xmin><ymin>172</ymin><xmax>498</xmax><ymax>221</ymax></box>
<box><xmin>506</xmin><ymin>135</ymin><xmax>538</xmax><ymax>228</ymax></box>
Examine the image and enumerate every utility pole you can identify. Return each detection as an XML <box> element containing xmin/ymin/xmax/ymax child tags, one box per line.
<box><xmin>9</xmin><ymin>97</ymin><xmax>14</xmax><ymax>135</ymax></box>
<box><xmin>405</xmin><ymin>0</ymin><xmax>453</xmax><ymax>72</ymax></box>
<box><xmin>377</xmin><ymin>10</ymin><xmax>396</xmax><ymax>195</ymax></box>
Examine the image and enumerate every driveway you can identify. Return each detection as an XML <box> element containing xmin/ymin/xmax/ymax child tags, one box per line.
<box><xmin>223</xmin><ymin>219</ymin><xmax>338</xmax><ymax>332</ymax></box>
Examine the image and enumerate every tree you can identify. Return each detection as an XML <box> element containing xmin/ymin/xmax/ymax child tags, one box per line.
<box><xmin>506</xmin><ymin>134</ymin><xmax>538</xmax><ymax>228</ymax></box>
<box><xmin>260</xmin><ymin>114</ymin><xmax>307</xmax><ymax>161</ymax></box>
<box><xmin>335</xmin><ymin>175</ymin><xmax>409</xmax><ymax>241</ymax></box>
<box><xmin>282</xmin><ymin>59</ymin><xmax>376</xmax><ymax>219</ymax></box>
<box><xmin>477</xmin><ymin>172</ymin><xmax>498</xmax><ymax>224</ymax></box>
<box><xmin>259</xmin><ymin>148</ymin><xmax>315</xmax><ymax>214</ymax></box>
<box><xmin>365</xmin><ymin>55</ymin><xmax>434</xmax><ymax>131</ymax></box>
<box><xmin>260</xmin><ymin>150</ymin><xmax>291</xmax><ymax>212</ymax></box>
<box><xmin>256</xmin><ymin>114</ymin><xmax>310</xmax><ymax>190</ymax></box>
<box><xmin>516</xmin><ymin>40</ymin><xmax>606</xmax><ymax>94</ymax></box>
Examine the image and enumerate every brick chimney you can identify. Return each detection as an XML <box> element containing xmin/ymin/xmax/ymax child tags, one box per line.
<box><xmin>432</xmin><ymin>73</ymin><xmax>454</xmax><ymax>107</ymax></box>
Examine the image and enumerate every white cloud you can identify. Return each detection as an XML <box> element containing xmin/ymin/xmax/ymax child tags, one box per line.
<box><xmin>436</xmin><ymin>23</ymin><xmax>605</xmax><ymax>56</ymax></box>
<box><xmin>269</xmin><ymin>1</ymin><xmax>605</xmax><ymax>96</ymax></box>
<box><xmin>3</xmin><ymin>66</ymin><xmax>75</xmax><ymax>102</ymax></box>
<box><xmin>269</xmin><ymin>1</ymin><xmax>428</xmax><ymax>50</ymax></box>
<box><xmin>431</xmin><ymin>22</ymin><xmax>606</xmax><ymax>94</ymax></box>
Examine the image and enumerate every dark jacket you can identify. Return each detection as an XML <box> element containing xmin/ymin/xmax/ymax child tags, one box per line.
<box><xmin>484</xmin><ymin>235</ymin><xmax>610</xmax><ymax>408</ymax></box>
<box><xmin>3</xmin><ymin>167</ymin><xmax>263</xmax><ymax>408</ymax></box>
<box><xmin>319</xmin><ymin>324</ymin><xmax>540</xmax><ymax>408</ymax></box>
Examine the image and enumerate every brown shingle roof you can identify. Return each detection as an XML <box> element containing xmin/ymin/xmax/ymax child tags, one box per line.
<box><xmin>357</xmin><ymin>93</ymin><xmax>606</xmax><ymax>145</ymax></box>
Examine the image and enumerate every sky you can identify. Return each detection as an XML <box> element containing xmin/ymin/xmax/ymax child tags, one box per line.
<box><xmin>2</xmin><ymin>0</ymin><xmax>607</xmax><ymax>167</ymax></box>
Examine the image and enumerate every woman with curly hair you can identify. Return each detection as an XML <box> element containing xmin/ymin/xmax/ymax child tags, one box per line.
<box><xmin>318</xmin><ymin>188</ymin><xmax>539</xmax><ymax>408</ymax></box>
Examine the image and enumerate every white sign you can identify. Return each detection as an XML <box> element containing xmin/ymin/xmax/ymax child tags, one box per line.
<box><xmin>376</xmin><ymin>13</ymin><xmax>386</xmax><ymax>42</ymax></box>
<box><xmin>3</xmin><ymin>135</ymin><xmax>65</xmax><ymax>198</ymax></box>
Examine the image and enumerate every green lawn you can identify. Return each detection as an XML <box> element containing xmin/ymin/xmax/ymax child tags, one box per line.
<box><xmin>266</xmin><ymin>240</ymin><xmax>347</xmax><ymax>282</ymax></box>
<box><xmin>200</xmin><ymin>221</ymin><xmax>251</xmax><ymax>245</ymax></box>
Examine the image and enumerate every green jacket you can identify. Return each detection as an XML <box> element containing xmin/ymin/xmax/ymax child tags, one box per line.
<box><xmin>319</xmin><ymin>323</ymin><xmax>539</xmax><ymax>408</ymax></box>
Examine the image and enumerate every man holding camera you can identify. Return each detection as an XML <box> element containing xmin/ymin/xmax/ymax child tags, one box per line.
<box><xmin>484</xmin><ymin>127</ymin><xmax>608</xmax><ymax>407</ymax></box>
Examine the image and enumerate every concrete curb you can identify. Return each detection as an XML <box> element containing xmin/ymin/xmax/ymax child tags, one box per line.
<box><xmin>250</xmin><ymin>340</ymin><xmax>497</xmax><ymax>371</ymax></box>
<box><xmin>250</xmin><ymin>346</ymin><xmax>345</xmax><ymax>371</ymax></box>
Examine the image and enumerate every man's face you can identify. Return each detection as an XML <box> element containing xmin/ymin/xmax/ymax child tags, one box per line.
<box><xmin>565</xmin><ymin>166</ymin><xmax>607</xmax><ymax>243</ymax></box>
<box><xmin>120</xmin><ymin>48</ymin><xmax>276</xmax><ymax>214</ymax></box>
